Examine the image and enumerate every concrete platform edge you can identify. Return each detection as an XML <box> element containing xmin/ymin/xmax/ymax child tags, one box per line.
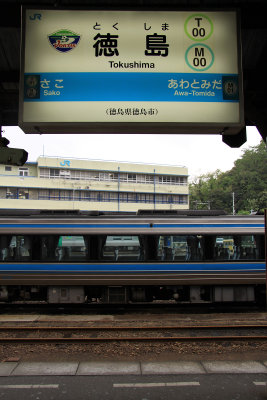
<box><xmin>1</xmin><ymin>361</ymin><xmax>267</xmax><ymax>376</ymax></box>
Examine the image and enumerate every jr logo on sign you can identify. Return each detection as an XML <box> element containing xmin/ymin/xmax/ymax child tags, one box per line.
<box><xmin>29</xmin><ymin>14</ymin><xmax>42</xmax><ymax>20</ymax></box>
<box><xmin>60</xmin><ymin>160</ymin><xmax>71</xmax><ymax>167</ymax></box>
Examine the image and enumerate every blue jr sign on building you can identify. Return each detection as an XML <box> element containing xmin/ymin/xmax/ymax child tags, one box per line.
<box><xmin>19</xmin><ymin>9</ymin><xmax>244</xmax><ymax>135</ymax></box>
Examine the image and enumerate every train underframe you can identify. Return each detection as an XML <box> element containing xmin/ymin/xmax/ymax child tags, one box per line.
<box><xmin>0</xmin><ymin>284</ymin><xmax>265</xmax><ymax>304</ymax></box>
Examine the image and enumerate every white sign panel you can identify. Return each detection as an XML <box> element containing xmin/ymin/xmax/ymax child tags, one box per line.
<box><xmin>19</xmin><ymin>9</ymin><xmax>244</xmax><ymax>134</ymax></box>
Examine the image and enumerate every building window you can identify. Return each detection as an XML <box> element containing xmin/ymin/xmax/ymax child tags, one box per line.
<box><xmin>160</xmin><ymin>176</ymin><xmax>171</xmax><ymax>184</ymax></box>
<box><xmin>137</xmin><ymin>175</ymin><xmax>146</xmax><ymax>183</ymax></box>
<box><xmin>59</xmin><ymin>169</ymin><xmax>71</xmax><ymax>178</ymax></box>
<box><xmin>120</xmin><ymin>173</ymin><xmax>127</xmax><ymax>182</ymax></box>
<box><xmin>50</xmin><ymin>169</ymin><xmax>60</xmax><ymax>178</ymax></box>
<box><xmin>6</xmin><ymin>188</ymin><xmax>17</xmax><ymax>199</ymax></box>
<box><xmin>50</xmin><ymin>190</ymin><xmax>60</xmax><ymax>200</ymax></box>
<box><xmin>109</xmin><ymin>193</ymin><xmax>118</xmax><ymax>201</ymax></box>
<box><xmin>18</xmin><ymin>189</ymin><xmax>29</xmax><ymax>199</ymax></box>
<box><xmin>178</xmin><ymin>196</ymin><xmax>188</xmax><ymax>204</ymax></box>
<box><xmin>119</xmin><ymin>193</ymin><xmax>128</xmax><ymax>202</ymax></box>
<box><xmin>60</xmin><ymin>190</ymin><xmax>71</xmax><ymax>200</ymax></box>
<box><xmin>39</xmin><ymin>168</ymin><xmax>49</xmax><ymax>178</ymax></box>
<box><xmin>101</xmin><ymin>192</ymin><xmax>110</xmax><ymax>201</ymax></box>
<box><xmin>156</xmin><ymin>194</ymin><xmax>163</xmax><ymax>203</ymax></box>
<box><xmin>80</xmin><ymin>191</ymin><xmax>89</xmax><ymax>201</ymax></box>
<box><xmin>145</xmin><ymin>175</ymin><xmax>154</xmax><ymax>183</ymax></box>
<box><xmin>90</xmin><ymin>192</ymin><xmax>98</xmax><ymax>201</ymax></box>
<box><xmin>156</xmin><ymin>175</ymin><xmax>188</xmax><ymax>185</ymax></box>
<box><xmin>91</xmin><ymin>172</ymin><xmax>100</xmax><ymax>180</ymax></box>
<box><xmin>38</xmin><ymin>189</ymin><xmax>49</xmax><ymax>199</ymax></box>
<box><xmin>127</xmin><ymin>174</ymin><xmax>137</xmax><ymax>182</ymax></box>
<box><xmin>71</xmin><ymin>170</ymin><xmax>82</xmax><ymax>180</ymax></box>
<box><xmin>5</xmin><ymin>166</ymin><xmax>12</xmax><ymax>171</ymax></box>
<box><xmin>127</xmin><ymin>193</ymin><xmax>136</xmax><ymax>202</ymax></box>
<box><xmin>19</xmin><ymin>168</ymin><xmax>28</xmax><ymax>177</ymax></box>
<box><xmin>178</xmin><ymin>177</ymin><xmax>187</xmax><ymax>185</ymax></box>
<box><xmin>99</xmin><ymin>172</ymin><xmax>118</xmax><ymax>182</ymax></box>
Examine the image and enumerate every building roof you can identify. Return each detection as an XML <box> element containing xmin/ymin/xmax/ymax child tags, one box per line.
<box><xmin>36</xmin><ymin>156</ymin><xmax>188</xmax><ymax>175</ymax></box>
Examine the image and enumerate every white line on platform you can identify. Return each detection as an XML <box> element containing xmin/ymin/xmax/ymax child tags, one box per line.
<box><xmin>254</xmin><ymin>382</ymin><xmax>267</xmax><ymax>386</ymax></box>
<box><xmin>114</xmin><ymin>382</ymin><xmax>200</xmax><ymax>388</ymax></box>
<box><xmin>0</xmin><ymin>384</ymin><xmax>59</xmax><ymax>389</ymax></box>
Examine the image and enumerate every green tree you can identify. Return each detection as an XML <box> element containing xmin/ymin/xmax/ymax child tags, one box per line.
<box><xmin>229</xmin><ymin>141</ymin><xmax>267</xmax><ymax>213</ymax></box>
<box><xmin>189</xmin><ymin>141</ymin><xmax>267</xmax><ymax>214</ymax></box>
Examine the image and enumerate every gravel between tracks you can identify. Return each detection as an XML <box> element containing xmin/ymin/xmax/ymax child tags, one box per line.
<box><xmin>1</xmin><ymin>311</ymin><xmax>267</xmax><ymax>363</ymax></box>
<box><xmin>2</xmin><ymin>340</ymin><xmax>267</xmax><ymax>363</ymax></box>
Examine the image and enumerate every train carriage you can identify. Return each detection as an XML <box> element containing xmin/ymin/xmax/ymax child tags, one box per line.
<box><xmin>0</xmin><ymin>210</ymin><xmax>265</xmax><ymax>304</ymax></box>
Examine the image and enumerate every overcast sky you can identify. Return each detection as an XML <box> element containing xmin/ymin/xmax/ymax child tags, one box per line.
<box><xmin>2</xmin><ymin>125</ymin><xmax>263</xmax><ymax>181</ymax></box>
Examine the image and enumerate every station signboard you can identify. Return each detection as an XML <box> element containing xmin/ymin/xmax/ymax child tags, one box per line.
<box><xmin>19</xmin><ymin>8</ymin><xmax>244</xmax><ymax>134</ymax></box>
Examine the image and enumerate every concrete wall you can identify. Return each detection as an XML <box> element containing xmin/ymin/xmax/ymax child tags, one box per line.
<box><xmin>37</xmin><ymin>156</ymin><xmax>188</xmax><ymax>177</ymax></box>
<box><xmin>0</xmin><ymin>198</ymin><xmax>188</xmax><ymax>212</ymax></box>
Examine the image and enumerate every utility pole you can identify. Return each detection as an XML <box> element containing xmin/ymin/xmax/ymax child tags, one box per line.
<box><xmin>265</xmin><ymin>209</ymin><xmax>267</xmax><ymax>309</ymax></box>
<box><xmin>232</xmin><ymin>192</ymin><xmax>235</xmax><ymax>215</ymax></box>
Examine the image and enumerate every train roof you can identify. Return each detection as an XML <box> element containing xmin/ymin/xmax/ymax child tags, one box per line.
<box><xmin>0</xmin><ymin>209</ymin><xmax>263</xmax><ymax>218</ymax></box>
<box><xmin>0</xmin><ymin>209</ymin><xmax>264</xmax><ymax>236</ymax></box>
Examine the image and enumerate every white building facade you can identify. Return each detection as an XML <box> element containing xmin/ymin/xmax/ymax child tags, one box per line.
<box><xmin>0</xmin><ymin>156</ymin><xmax>189</xmax><ymax>212</ymax></box>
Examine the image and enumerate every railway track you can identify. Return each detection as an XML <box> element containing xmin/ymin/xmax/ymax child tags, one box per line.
<box><xmin>1</xmin><ymin>324</ymin><xmax>267</xmax><ymax>343</ymax></box>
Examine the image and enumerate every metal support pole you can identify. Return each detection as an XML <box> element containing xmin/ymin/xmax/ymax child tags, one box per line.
<box><xmin>232</xmin><ymin>192</ymin><xmax>235</xmax><ymax>215</ymax></box>
<box><xmin>265</xmin><ymin>209</ymin><xmax>267</xmax><ymax>309</ymax></box>
<box><xmin>154</xmin><ymin>169</ymin><xmax>156</xmax><ymax>210</ymax></box>
<box><xmin>118</xmin><ymin>167</ymin><xmax>120</xmax><ymax>212</ymax></box>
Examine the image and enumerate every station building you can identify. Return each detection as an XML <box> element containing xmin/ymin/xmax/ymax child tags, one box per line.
<box><xmin>0</xmin><ymin>156</ymin><xmax>189</xmax><ymax>212</ymax></box>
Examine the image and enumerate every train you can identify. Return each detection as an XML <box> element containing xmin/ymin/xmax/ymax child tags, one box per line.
<box><xmin>0</xmin><ymin>209</ymin><xmax>265</xmax><ymax>304</ymax></box>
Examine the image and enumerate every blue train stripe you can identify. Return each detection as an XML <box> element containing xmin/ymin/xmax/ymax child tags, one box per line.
<box><xmin>0</xmin><ymin>263</ymin><xmax>265</xmax><ymax>273</ymax></box>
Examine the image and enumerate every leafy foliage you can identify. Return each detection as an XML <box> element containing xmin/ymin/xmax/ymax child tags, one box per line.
<box><xmin>189</xmin><ymin>141</ymin><xmax>267</xmax><ymax>214</ymax></box>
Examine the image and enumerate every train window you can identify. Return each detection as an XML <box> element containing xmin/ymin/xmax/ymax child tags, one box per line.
<box><xmin>0</xmin><ymin>233</ymin><xmax>263</xmax><ymax>264</ymax></box>
<box><xmin>0</xmin><ymin>235</ymin><xmax>31</xmax><ymax>261</ymax></box>
<box><xmin>214</xmin><ymin>235</ymin><xmax>261</xmax><ymax>260</ymax></box>
<box><xmin>157</xmin><ymin>235</ymin><xmax>203</xmax><ymax>261</ymax></box>
<box><xmin>102</xmin><ymin>236</ymin><xmax>141</xmax><ymax>261</ymax></box>
<box><xmin>236</xmin><ymin>235</ymin><xmax>260</xmax><ymax>260</ymax></box>
<box><xmin>55</xmin><ymin>236</ymin><xmax>87</xmax><ymax>261</ymax></box>
<box><xmin>214</xmin><ymin>236</ymin><xmax>234</xmax><ymax>260</ymax></box>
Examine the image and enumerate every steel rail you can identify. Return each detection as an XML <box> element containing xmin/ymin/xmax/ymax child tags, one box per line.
<box><xmin>1</xmin><ymin>324</ymin><xmax>267</xmax><ymax>331</ymax></box>
<box><xmin>1</xmin><ymin>325</ymin><xmax>267</xmax><ymax>343</ymax></box>
<box><xmin>0</xmin><ymin>336</ymin><xmax>267</xmax><ymax>343</ymax></box>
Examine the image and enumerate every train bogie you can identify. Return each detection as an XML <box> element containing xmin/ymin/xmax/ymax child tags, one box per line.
<box><xmin>48</xmin><ymin>286</ymin><xmax>85</xmax><ymax>304</ymax></box>
<box><xmin>0</xmin><ymin>283</ymin><xmax>263</xmax><ymax>305</ymax></box>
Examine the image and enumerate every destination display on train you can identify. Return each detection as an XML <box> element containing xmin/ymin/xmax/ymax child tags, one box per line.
<box><xmin>19</xmin><ymin>9</ymin><xmax>244</xmax><ymax>134</ymax></box>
